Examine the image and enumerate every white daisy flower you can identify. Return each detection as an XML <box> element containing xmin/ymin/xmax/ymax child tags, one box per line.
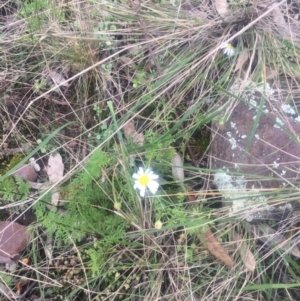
<box><xmin>221</xmin><ymin>42</ymin><xmax>235</xmax><ymax>57</ymax></box>
<box><xmin>132</xmin><ymin>167</ymin><xmax>159</xmax><ymax>197</ymax></box>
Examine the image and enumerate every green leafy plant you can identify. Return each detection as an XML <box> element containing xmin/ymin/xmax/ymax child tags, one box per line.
<box><xmin>19</xmin><ymin>0</ymin><xmax>65</xmax><ymax>31</ymax></box>
<box><xmin>0</xmin><ymin>155</ymin><xmax>30</xmax><ymax>203</ymax></box>
<box><xmin>36</xmin><ymin>139</ymin><xmax>47</xmax><ymax>154</ymax></box>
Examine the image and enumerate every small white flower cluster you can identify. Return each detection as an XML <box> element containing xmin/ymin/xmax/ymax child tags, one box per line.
<box><xmin>220</xmin><ymin>42</ymin><xmax>235</xmax><ymax>57</ymax></box>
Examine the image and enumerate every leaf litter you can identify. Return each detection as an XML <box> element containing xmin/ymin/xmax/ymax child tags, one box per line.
<box><xmin>232</xmin><ymin>231</ymin><xmax>256</xmax><ymax>273</ymax></box>
<box><xmin>171</xmin><ymin>153</ymin><xmax>184</xmax><ymax>182</ymax></box>
<box><xmin>44</xmin><ymin>153</ymin><xmax>65</xmax><ymax>263</ymax></box>
<box><xmin>0</xmin><ymin>221</ymin><xmax>28</xmax><ymax>264</ymax></box>
<box><xmin>46</xmin><ymin>152</ymin><xmax>64</xmax><ymax>207</ymax></box>
<box><xmin>123</xmin><ymin>120</ymin><xmax>144</xmax><ymax>146</ymax></box>
<box><xmin>203</xmin><ymin>228</ymin><xmax>235</xmax><ymax>269</ymax></box>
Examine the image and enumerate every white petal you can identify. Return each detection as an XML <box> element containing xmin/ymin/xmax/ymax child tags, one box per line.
<box><xmin>144</xmin><ymin>168</ymin><xmax>151</xmax><ymax>174</ymax></box>
<box><xmin>145</xmin><ymin>169</ymin><xmax>159</xmax><ymax>179</ymax></box>
<box><xmin>132</xmin><ymin>173</ymin><xmax>140</xmax><ymax>179</ymax></box>
<box><xmin>139</xmin><ymin>186</ymin><xmax>146</xmax><ymax>197</ymax></box>
<box><xmin>152</xmin><ymin>180</ymin><xmax>159</xmax><ymax>189</ymax></box>
<box><xmin>134</xmin><ymin>181</ymin><xmax>143</xmax><ymax>190</ymax></box>
<box><xmin>145</xmin><ymin>169</ymin><xmax>152</xmax><ymax>175</ymax></box>
<box><xmin>227</xmin><ymin>49</ymin><xmax>234</xmax><ymax>56</ymax></box>
<box><xmin>149</xmin><ymin>173</ymin><xmax>159</xmax><ymax>180</ymax></box>
<box><xmin>133</xmin><ymin>182</ymin><xmax>139</xmax><ymax>190</ymax></box>
<box><xmin>138</xmin><ymin>167</ymin><xmax>145</xmax><ymax>175</ymax></box>
<box><xmin>148</xmin><ymin>181</ymin><xmax>159</xmax><ymax>194</ymax></box>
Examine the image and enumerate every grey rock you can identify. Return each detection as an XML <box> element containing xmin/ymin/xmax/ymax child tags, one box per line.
<box><xmin>210</xmin><ymin>82</ymin><xmax>300</xmax><ymax>190</ymax></box>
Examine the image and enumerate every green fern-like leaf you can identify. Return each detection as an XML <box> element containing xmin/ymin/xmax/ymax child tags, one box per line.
<box><xmin>34</xmin><ymin>149</ymin><xmax>127</xmax><ymax>246</ymax></box>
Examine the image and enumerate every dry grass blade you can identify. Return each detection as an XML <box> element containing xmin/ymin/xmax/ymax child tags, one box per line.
<box><xmin>232</xmin><ymin>231</ymin><xmax>256</xmax><ymax>273</ymax></box>
<box><xmin>0</xmin><ymin>282</ymin><xmax>19</xmax><ymax>300</ymax></box>
<box><xmin>271</xmin><ymin>3</ymin><xmax>297</xmax><ymax>41</ymax></box>
<box><xmin>203</xmin><ymin>227</ymin><xmax>234</xmax><ymax>269</ymax></box>
<box><xmin>251</xmin><ymin>223</ymin><xmax>300</xmax><ymax>257</ymax></box>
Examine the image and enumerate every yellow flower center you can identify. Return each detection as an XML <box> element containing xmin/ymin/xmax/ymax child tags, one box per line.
<box><xmin>139</xmin><ymin>175</ymin><xmax>150</xmax><ymax>186</ymax></box>
<box><xmin>227</xmin><ymin>43</ymin><xmax>233</xmax><ymax>50</ymax></box>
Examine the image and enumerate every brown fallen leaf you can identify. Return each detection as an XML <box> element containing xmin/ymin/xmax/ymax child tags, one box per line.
<box><xmin>232</xmin><ymin>231</ymin><xmax>256</xmax><ymax>273</ymax></box>
<box><xmin>171</xmin><ymin>153</ymin><xmax>184</xmax><ymax>182</ymax></box>
<box><xmin>21</xmin><ymin>257</ymin><xmax>30</xmax><ymax>265</ymax></box>
<box><xmin>123</xmin><ymin>120</ymin><xmax>144</xmax><ymax>146</ymax></box>
<box><xmin>47</xmin><ymin>153</ymin><xmax>64</xmax><ymax>183</ymax></box>
<box><xmin>13</xmin><ymin>164</ymin><xmax>37</xmax><ymax>182</ymax></box>
<box><xmin>187</xmin><ymin>194</ymin><xmax>197</xmax><ymax>202</ymax></box>
<box><xmin>16</xmin><ymin>282</ymin><xmax>24</xmax><ymax>294</ymax></box>
<box><xmin>234</xmin><ymin>51</ymin><xmax>249</xmax><ymax>73</ymax></box>
<box><xmin>46</xmin><ymin>153</ymin><xmax>64</xmax><ymax>206</ymax></box>
<box><xmin>213</xmin><ymin>0</ymin><xmax>228</xmax><ymax>16</ymax></box>
<box><xmin>203</xmin><ymin>227</ymin><xmax>234</xmax><ymax>269</ymax></box>
<box><xmin>144</xmin><ymin>61</ymin><xmax>156</xmax><ymax>72</ymax></box>
<box><xmin>48</xmin><ymin>70</ymin><xmax>69</xmax><ymax>87</ymax></box>
<box><xmin>119</xmin><ymin>56</ymin><xmax>135</xmax><ymax>68</ymax></box>
<box><xmin>0</xmin><ymin>221</ymin><xmax>29</xmax><ymax>263</ymax></box>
